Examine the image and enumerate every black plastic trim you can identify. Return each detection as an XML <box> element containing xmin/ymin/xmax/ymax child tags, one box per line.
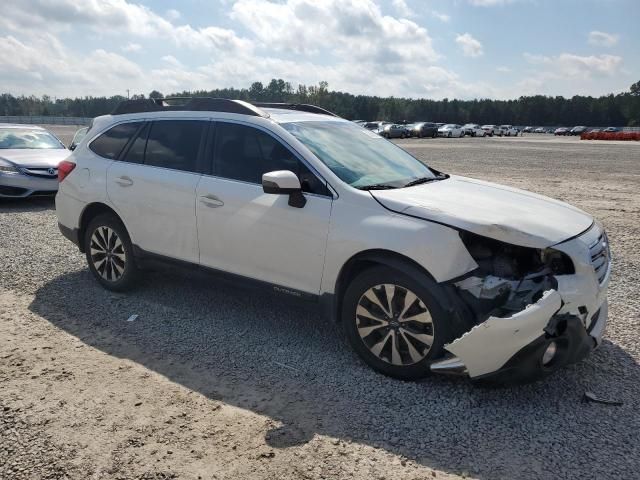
<box><xmin>132</xmin><ymin>245</ymin><xmax>319</xmax><ymax>303</ymax></box>
<box><xmin>111</xmin><ymin>98</ymin><xmax>268</xmax><ymax>117</ymax></box>
<box><xmin>58</xmin><ymin>222</ymin><xmax>80</xmax><ymax>247</ymax></box>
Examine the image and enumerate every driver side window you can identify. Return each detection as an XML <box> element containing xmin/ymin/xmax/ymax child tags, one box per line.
<box><xmin>214</xmin><ymin>122</ymin><xmax>329</xmax><ymax>196</ymax></box>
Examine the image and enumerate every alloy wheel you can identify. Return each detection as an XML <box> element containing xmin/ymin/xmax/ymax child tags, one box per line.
<box><xmin>90</xmin><ymin>226</ymin><xmax>126</xmax><ymax>282</ymax></box>
<box><xmin>356</xmin><ymin>284</ymin><xmax>434</xmax><ymax>366</ymax></box>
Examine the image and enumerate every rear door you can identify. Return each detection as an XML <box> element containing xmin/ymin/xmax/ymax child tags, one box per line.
<box><xmin>196</xmin><ymin>121</ymin><xmax>333</xmax><ymax>294</ymax></box>
<box><xmin>106</xmin><ymin>119</ymin><xmax>208</xmax><ymax>263</ymax></box>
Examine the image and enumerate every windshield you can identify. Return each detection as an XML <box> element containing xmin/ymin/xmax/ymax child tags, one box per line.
<box><xmin>0</xmin><ymin>128</ymin><xmax>65</xmax><ymax>150</ymax></box>
<box><xmin>282</xmin><ymin>121</ymin><xmax>436</xmax><ymax>188</ymax></box>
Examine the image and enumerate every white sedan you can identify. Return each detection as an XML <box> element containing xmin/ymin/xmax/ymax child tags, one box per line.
<box><xmin>500</xmin><ymin>125</ymin><xmax>519</xmax><ymax>136</ymax></box>
<box><xmin>462</xmin><ymin>124</ymin><xmax>486</xmax><ymax>137</ymax></box>
<box><xmin>438</xmin><ymin>124</ymin><xmax>464</xmax><ymax>138</ymax></box>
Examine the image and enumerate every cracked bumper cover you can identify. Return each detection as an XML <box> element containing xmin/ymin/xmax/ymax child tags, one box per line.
<box><xmin>430</xmin><ymin>290</ymin><xmax>608</xmax><ymax>382</ymax></box>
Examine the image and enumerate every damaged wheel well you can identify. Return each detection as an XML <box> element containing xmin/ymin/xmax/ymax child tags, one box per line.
<box><xmin>331</xmin><ymin>250</ymin><xmax>473</xmax><ymax>338</ymax></box>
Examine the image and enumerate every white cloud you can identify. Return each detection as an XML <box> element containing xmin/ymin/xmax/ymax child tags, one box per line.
<box><xmin>0</xmin><ymin>0</ymin><xmax>496</xmax><ymax>100</ymax></box>
<box><xmin>391</xmin><ymin>0</ymin><xmax>414</xmax><ymax>18</ymax></box>
<box><xmin>524</xmin><ymin>52</ymin><xmax>622</xmax><ymax>77</ymax></box>
<box><xmin>588</xmin><ymin>31</ymin><xmax>619</xmax><ymax>47</ymax></box>
<box><xmin>431</xmin><ymin>11</ymin><xmax>451</xmax><ymax>22</ymax></box>
<box><xmin>456</xmin><ymin>33</ymin><xmax>483</xmax><ymax>57</ymax></box>
<box><xmin>166</xmin><ymin>8</ymin><xmax>181</xmax><ymax>21</ymax></box>
<box><xmin>230</xmin><ymin>0</ymin><xmax>438</xmax><ymax>62</ymax></box>
<box><xmin>496</xmin><ymin>66</ymin><xmax>512</xmax><ymax>73</ymax></box>
<box><xmin>122</xmin><ymin>42</ymin><xmax>142</xmax><ymax>53</ymax></box>
<box><xmin>0</xmin><ymin>0</ymin><xmax>252</xmax><ymax>55</ymax></box>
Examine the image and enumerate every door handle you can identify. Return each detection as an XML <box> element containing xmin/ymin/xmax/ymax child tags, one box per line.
<box><xmin>115</xmin><ymin>175</ymin><xmax>133</xmax><ymax>187</ymax></box>
<box><xmin>199</xmin><ymin>194</ymin><xmax>224</xmax><ymax>207</ymax></box>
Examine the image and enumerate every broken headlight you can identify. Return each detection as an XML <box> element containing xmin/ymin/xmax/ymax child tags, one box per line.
<box><xmin>459</xmin><ymin>231</ymin><xmax>574</xmax><ymax>278</ymax></box>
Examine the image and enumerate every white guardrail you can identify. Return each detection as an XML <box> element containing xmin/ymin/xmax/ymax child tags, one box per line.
<box><xmin>2</xmin><ymin>116</ymin><xmax>638</xmax><ymax>131</ymax></box>
<box><xmin>0</xmin><ymin>115</ymin><xmax>92</xmax><ymax>126</ymax></box>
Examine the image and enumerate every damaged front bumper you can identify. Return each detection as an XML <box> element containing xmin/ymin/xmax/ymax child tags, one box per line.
<box><xmin>431</xmin><ymin>223</ymin><xmax>611</xmax><ymax>383</ymax></box>
<box><xmin>431</xmin><ymin>291</ymin><xmax>608</xmax><ymax>383</ymax></box>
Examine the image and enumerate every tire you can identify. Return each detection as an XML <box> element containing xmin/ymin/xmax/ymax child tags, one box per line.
<box><xmin>341</xmin><ymin>265</ymin><xmax>455</xmax><ymax>380</ymax></box>
<box><xmin>448</xmin><ymin>132</ymin><xmax>452</xmax><ymax>138</ymax></box>
<box><xmin>84</xmin><ymin>213</ymin><xmax>139</xmax><ymax>292</ymax></box>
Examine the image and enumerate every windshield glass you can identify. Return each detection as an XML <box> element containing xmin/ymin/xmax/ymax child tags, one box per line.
<box><xmin>0</xmin><ymin>128</ymin><xmax>65</xmax><ymax>150</ymax></box>
<box><xmin>282</xmin><ymin>121</ymin><xmax>436</xmax><ymax>188</ymax></box>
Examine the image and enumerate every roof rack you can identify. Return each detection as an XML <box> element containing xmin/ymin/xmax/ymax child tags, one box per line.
<box><xmin>111</xmin><ymin>97</ymin><xmax>268</xmax><ymax>117</ymax></box>
<box><xmin>110</xmin><ymin>97</ymin><xmax>339</xmax><ymax>118</ymax></box>
<box><xmin>251</xmin><ymin>102</ymin><xmax>338</xmax><ymax>117</ymax></box>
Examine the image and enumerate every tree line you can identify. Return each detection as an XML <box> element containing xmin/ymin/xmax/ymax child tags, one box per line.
<box><xmin>1</xmin><ymin>78</ymin><xmax>638</xmax><ymax>126</ymax></box>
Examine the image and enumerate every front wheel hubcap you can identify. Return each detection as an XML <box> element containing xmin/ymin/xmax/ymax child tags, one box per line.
<box><xmin>90</xmin><ymin>226</ymin><xmax>126</xmax><ymax>282</ymax></box>
<box><xmin>356</xmin><ymin>284</ymin><xmax>434</xmax><ymax>366</ymax></box>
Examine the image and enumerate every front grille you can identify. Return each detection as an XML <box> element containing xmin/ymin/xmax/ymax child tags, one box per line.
<box><xmin>588</xmin><ymin>231</ymin><xmax>610</xmax><ymax>284</ymax></box>
<box><xmin>20</xmin><ymin>167</ymin><xmax>57</xmax><ymax>178</ymax></box>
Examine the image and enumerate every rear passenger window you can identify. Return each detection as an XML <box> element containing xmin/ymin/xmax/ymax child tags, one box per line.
<box><xmin>214</xmin><ymin>122</ymin><xmax>329</xmax><ymax>196</ymax></box>
<box><xmin>144</xmin><ymin>120</ymin><xmax>205</xmax><ymax>173</ymax></box>
<box><xmin>89</xmin><ymin>122</ymin><xmax>142</xmax><ymax>159</ymax></box>
<box><xmin>123</xmin><ymin>123</ymin><xmax>149</xmax><ymax>164</ymax></box>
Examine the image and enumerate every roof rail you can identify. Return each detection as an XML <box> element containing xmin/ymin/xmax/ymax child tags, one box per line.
<box><xmin>111</xmin><ymin>97</ymin><xmax>268</xmax><ymax>117</ymax></box>
<box><xmin>252</xmin><ymin>102</ymin><xmax>339</xmax><ymax>117</ymax></box>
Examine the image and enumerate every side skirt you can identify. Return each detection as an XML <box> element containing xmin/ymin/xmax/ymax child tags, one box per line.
<box><xmin>132</xmin><ymin>245</ymin><xmax>321</xmax><ymax>306</ymax></box>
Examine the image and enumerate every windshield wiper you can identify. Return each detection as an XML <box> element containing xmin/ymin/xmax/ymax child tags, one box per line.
<box><xmin>357</xmin><ymin>184</ymin><xmax>398</xmax><ymax>191</ymax></box>
<box><xmin>403</xmin><ymin>174</ymin><xmax>448</xmax><ymax>188</ymax></box>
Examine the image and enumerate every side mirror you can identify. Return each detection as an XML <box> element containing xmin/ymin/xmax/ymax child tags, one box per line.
<box><xmin>262</xmin><ymin>170</ymin><xmax>306</xmax><ymax>208</ymax></box>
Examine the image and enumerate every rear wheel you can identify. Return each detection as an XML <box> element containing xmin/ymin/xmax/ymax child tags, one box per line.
<box><xmin>84</xmin><ymin>214</ymin><xmax>139</xmax><ymax>291</ymax></box>
<box><xmin>342</xmin><ymin>266</ymin><xmax>453</xmax><ymax>380</ymax></box>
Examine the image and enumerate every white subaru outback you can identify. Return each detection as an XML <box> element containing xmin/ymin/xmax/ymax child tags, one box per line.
<box><xmin>56</xmin><ymin>98</ymin><xmax>611</xmax><ymax>383</ymax></box>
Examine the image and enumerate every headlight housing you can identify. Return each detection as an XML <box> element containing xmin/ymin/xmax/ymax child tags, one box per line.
<box><xmin>459</xmin><ymin>231</ymin><xmax>575</xmax><ymax>278</ymax></box>
<box><xmin>0</xmin><ymin>159</ymin><xmax>19</xmax><ymax>174</ymax></box>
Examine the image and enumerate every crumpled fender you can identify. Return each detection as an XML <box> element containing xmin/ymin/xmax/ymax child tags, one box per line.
<box><xmin>444</xmin><ymin>290</ymin><xmax>562</xmax><ymax>378</ymax></box>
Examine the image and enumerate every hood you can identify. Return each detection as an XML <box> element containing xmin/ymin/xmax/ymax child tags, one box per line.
<box><xmin>370</xmin><ymin>175</ymin><xmax>593</xmax><ymax>248</ymax></box>
<box><xmin>0</xmin><ymin>148</ymin><xmax>71</xmax><ymax>168</ymax></box>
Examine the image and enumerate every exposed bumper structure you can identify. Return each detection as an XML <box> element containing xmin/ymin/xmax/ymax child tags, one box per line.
<box><xmin>430</xmin><ymin>292</ymin><xmax>608</xmax><ymax>382</ymax></box>
<box><xmin>430</xmin><ymin>222</ymin><xmax>611</xmax><ymax>383</ymax></box>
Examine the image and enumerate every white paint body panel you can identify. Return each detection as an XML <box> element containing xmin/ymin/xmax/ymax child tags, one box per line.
<box><xmin>106</xmin><ymin>162</ymin><xmax>200</xmax><ymax>263</ymax></box>
<box><xmin>370</xmin><ymin>175</ymin><xmax>594</xmax><ymax>249</ymax></box>
<box><xmin>196</xmin><ymin>176</ymin><xmax>332</xmax><ymax>293</ymax></box>
<box><xmin>262</xmin><ymin>170</ymin><xmax>301</xmax><ymax>190</ymax></box>
<box><xmin>446</xmin><ymin>290</ymin><xmax>563</xmax><ymax>378</ymax></box>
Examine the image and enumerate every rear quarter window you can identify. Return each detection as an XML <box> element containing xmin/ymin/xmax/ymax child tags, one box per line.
<box><xmin>89</xmin><ymin>122</ymin><xmax>142</xmax><ymax>160</ymax></box>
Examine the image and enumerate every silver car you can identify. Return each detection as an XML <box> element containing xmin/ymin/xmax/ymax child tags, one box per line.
<box><xmin>0</xmin><ymin>124</ymin><xmax>71</xmax><ymax>198</ymax></box>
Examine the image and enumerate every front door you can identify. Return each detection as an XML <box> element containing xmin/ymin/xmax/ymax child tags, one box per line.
<box><xmin>196</xmin><ymin>121</ymin><xmax>332</xmax><ymax>295</ymax></box>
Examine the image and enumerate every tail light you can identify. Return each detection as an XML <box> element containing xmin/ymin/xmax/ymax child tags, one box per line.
<box><xmin>58</xmin><ymin>160</ymin><xmax>76</xmax><ymax>182</ymax></box>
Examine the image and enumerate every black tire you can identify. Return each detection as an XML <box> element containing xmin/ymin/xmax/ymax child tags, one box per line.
<box><xmin>84</xmin><ymin>213</ymin><xmax>139</xmax><ymax>292</ymax></box>
<box><xmin>448</xmin><ymin>132</ymin><xmax>452</xmax><ymax>138</ymax></box>
<box><xmin>341</xmin><ymin>265</ymin><xmax>455</xmax><ymax>380</ymax></box>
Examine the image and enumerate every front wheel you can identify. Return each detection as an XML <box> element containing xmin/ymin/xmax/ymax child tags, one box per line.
<box><xmin>84</xmin><ymin>214</ymin><xmax>139</xmax><ymax>291</ymax></box>
<box><xmin>342</xmin><ymin>266</ymin><xmax>454</xmax><ymax>380</ymax></box>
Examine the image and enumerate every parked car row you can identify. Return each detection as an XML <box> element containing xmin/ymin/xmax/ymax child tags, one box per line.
<box><xmin>522</xmin><ymin>125</ymin><xmax>621</xmax><ymax>135</ymax></box>
<box><xmin>356</xmin><ymin>121</ymin><xmax>521</xmax><ymax>139</ymax></box>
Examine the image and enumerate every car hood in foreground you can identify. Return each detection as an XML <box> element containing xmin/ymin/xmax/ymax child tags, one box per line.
<box><xmin>370</xmin><ymin>175</ymin><xmax>593</xmax><ymax>248</ymax></box>
<box><xmin>0</xmin><ymin>148</ymin><xmax>71</xmax><ymax>168</ymax></box>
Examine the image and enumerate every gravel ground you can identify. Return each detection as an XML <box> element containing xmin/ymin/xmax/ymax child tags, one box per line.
<box><xmin>1</xmin><ymin>135</ymin><xmax>639</xmax><ymax>479</ymax></box>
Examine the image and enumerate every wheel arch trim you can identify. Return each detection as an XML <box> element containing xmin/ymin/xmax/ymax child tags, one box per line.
<box><xmin>77</xmin><ymin>202</ymin><xmax>124</xmax><ymax>253</ymax></box>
